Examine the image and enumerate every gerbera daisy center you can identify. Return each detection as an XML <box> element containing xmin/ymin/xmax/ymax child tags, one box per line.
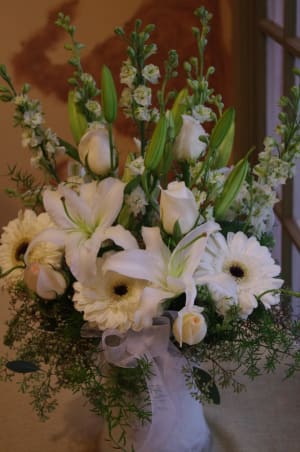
<box><xmin>15</xmin><ymin>241</ymin><xmax>29</xmax><ymax>261</ymax></box>
<box><xmin>114</xmin><ymin>284</ymin><xmax>128</xmax><ymax>296</ymax></box>
<box><xmin>229</xmin><ymin>265</ymin><xmax>244</xmax><ymax>278</ymax></box>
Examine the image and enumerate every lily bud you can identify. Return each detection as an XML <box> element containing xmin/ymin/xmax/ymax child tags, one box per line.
<box><xmin>101</xmin><ymin>65</ymin><xmax>117</xmax><ymax>123</ymax></box>
<box><xmin>68</xmin><ymin>91</ymin><xmax>88</xmax><ymax>144</ymax></box>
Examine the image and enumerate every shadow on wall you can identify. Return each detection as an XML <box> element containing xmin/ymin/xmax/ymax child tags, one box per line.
<box><xmin>11</xmin><ymin>0</ymin><xmax>233</xmax><ymax>139</ymax></box>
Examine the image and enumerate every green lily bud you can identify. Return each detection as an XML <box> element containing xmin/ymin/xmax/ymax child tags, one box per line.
<box><xmin>67</xmin><ymin>90</ymin><xmax>88</xmax><ymax>145</ymax></box>
<box><xmin>213</xmin><ymin>108</ymin><xmax>236</xmax><ymax>169</ymax></box>
<box><xmin>214</xmin><ymin>155</ymin><xmax>249</xmax><ymax>220</ymax></box>
<box><xmin>210</xmin><ymin>107</ymin><xmax>235</xmax><ymax>167</ymax></box>
<box><xmin>144</xmin><ymin>114</ymin><xmax>168</xmax><ymax>171</ymax></box>
<box><xmin>101</xmin><ymin>65</ymin><xmax>117</xmax><ymax>123</ymax></box>
<box><xmin>171</xmin><ymin>88</ymin><xmax>188</xmax><ymax>137</ymax></box>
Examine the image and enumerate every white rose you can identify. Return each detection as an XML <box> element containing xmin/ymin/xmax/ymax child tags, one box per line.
<box><xmin>173</xmin><ymin>307</ymin><xmax>207</xmax><ymax>346</ymax></box>
<box><xmin>173</xmin><ymin>115</ymin><xmax>207</xmax><ymax>161</ymax></box>
<box><xmin>160</xmin><ymin>181</ymin><xmax>198</xmax><ymax>234</ymax></box>
<box><xmin>24</xmin><ymin>263</ymin><xmax>67</xmax><ymax>300</ymax></box>
<box><xmin>78</xmin><ymin>127</ymin><xmax>111</xmax><ymax>176</ymax></box>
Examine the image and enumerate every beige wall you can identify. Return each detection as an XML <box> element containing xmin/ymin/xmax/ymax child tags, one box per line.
<box><xmin>0</xmin><ymin>0</ymin><xmax>144</xmax><ymax>228</ymax></box>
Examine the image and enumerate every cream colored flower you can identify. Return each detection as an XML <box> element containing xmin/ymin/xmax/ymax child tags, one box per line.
<box><xmin>73</xmin><ymin>257</ymin><xmax>146</xmax><ymax>332</ymax></box>
<box><xmin>173</xmin><ymin>115</ymin><xmax>207</xmax><ymax>161</ymax></box>
<box><xmin>0</xmin><ymin>210</ymin><xmax>59</xmax><ymax>284</ymax></box>
<box><xmin>160</xmin><ymin>181</ymin><xmax>199</xmax><ymax>234</ymax></box>
<box><xmin>196</xmin><ymin>231</ymin><xmax>283</xmax><ymax>318</ymax></box>
<box><xmin>24</xmin><ymin>262</ymin><xmax>67</xmax><ymax>300</ymax></box>
<box><xmin>173</xmin><ymin>306</ymin><xmax>207</xmax><ymax>346</ymax></box>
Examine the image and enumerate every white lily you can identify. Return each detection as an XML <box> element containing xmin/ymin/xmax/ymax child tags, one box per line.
<box><xmin>103</xmin><ymin>221</ymin><xmax>219</xmax><ymax>327</ymax></box>
<box><xmin>26</xmin><ymin>178</ymin><xmax>138</xmax><ymax>283</ymax></box>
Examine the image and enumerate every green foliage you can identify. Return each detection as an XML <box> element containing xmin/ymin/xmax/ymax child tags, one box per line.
<box><xmin>182</xmin><ymin>304</ymin><xmax>300</xmax><ymax>405</ymax></box>
<box><xmin>5</xmin><ymin>165</ymin><xmax>44</xmax><ymax>210</ymax></box>
<box><xmin>0</xmin><ymin>283</ymin><xmax>153</xmax><ymax>448</ymax></box>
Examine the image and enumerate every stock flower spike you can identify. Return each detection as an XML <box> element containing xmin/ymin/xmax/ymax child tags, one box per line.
<box><xmin>0</xmin><ymin>5</ymin><xmax>300</xmax><ymax>452</ymax></box>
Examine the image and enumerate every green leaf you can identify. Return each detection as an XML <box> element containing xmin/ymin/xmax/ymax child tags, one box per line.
<box><xmin>6</xmin><ymin>360</ymin><xmax>39</xmax><ymax>373</ymax></box>
<box><xmin>192</xmin><ymin>367</ymin><xmax>220</xmax><ymax>404</ymax></box>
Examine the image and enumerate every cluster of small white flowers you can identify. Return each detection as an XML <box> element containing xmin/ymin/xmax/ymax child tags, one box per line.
<box><xmin>119</xmin><ymin>60</ymin><xmax>160</xmax><ymax>122</ymax></box>
<box><xmin>119</xmin><ymin>87</ymin><xmax>132</xmax><ymax>118</ymax></box>
<box><xmin>253</xmin><ymin>137</ymin><xmax>291</xmax><ymax>186</ymax></box>
<box><xmin>21</xmin><ymin>129</ymin><xmax>42</xmax><ymax>148</ymax></box>
<box><xmin>249</xmin><ymin>182</ymin><xmax>278</xmax><ymax>236</ymax></box>
<box><xmin>23</xmin><ymin>109</ymin><xmax>44</xmax><ymax>128</ymax></box>
<box><xmin>85</xmin><ymin>99</ymin><xmax>102</xmax><ymax>118</ymax></box>
<box><xmin>120</xmin><ymin>60</ymin><xmax>137</xmax><ymax>88</ymax></box>
<box><xmin>192</xmin><ymin>187</ymin><xmax>207</xmax><ymax>208</ymax></box>
<box><xmin>142</xmin><ymin>64</ymin><xmax>160</xmax><ymax>84</ymax></box>
<box><xmin>133</xmin><ymin>85</ymin><xmax>152</xmax><ymax>120</ymax></box>
<box><xmin>13</xmin><ymin>94</ymin><xmax>65</xmax><ymax>170</ymax></box>
<box><xmin>125</xmin><ymin>186</ymin><xmax>148</xmax><ymax>217</ymax></box>
<box><xmin>192</xmin><ymin>104</ymin><xmax>213</xmax><ymax>123</ymax></box>
<box><xmin>125</xmin><ymin>155</ymin><xmax>145</xmax><ymax>176</ymax></box>
<box><xmin>226</xmin><ymin>179</ymin><xmax>278</xmax><ymax>237</ymax></box>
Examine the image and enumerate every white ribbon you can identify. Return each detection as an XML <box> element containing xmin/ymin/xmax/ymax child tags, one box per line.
<box><xmin>101</xmin><ymin>316</ymin><xmax>211</xmax><ymax>452</ymax></box>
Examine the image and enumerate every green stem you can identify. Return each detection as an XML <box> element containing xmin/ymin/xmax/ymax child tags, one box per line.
<box><xmin>0</xmin><ymin>264</ymin><xmax>26</xmax><ymax>279</ymax></box>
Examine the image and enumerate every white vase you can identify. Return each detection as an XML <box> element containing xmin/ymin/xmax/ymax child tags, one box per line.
<box><xmin>97</xmin><ymin>318</ymin><xmax>212</xmax><ymax>451</ymax></box>
<box><xmin>97</xmin><ymin>358</ymin><xmax>211</xmax><ymax>452</ymax></box>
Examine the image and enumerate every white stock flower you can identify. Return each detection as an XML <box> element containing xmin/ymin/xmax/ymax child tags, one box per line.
<box><xmin>120</xmin><ymin>61</ymin><xmax>137</xmax><ymax>87</ymax></box>
<box><xmin>173</xmin><ymin>306</ymin><xmax>207</xmax><ymax>346</ymax></box>
<box><xmin>196</xmin><ymin>231</ymin><xmax>283</xmax><ymax>318</ymax></box>
<box><xmin>173</xmin><ymin>115</ymin><xmax>207</xmax><ymax>161</ymax></box>
<box><xmin>73</xmin><ymin>257</ymin><xmax>146</xmax><ymax>332</ymax></box>
<box><xmin>26</xmin><ymin>179</ymin><xmax>137</xmax><ymax>283</ymax></box>
<box><xmin>134</xmin><ymin>106</ymin><xmax>150</xmax><ymax>121</ymax></box>
<box><xmin>23</xmin><ymin>110</ymin><xmax>43</xmax><ymax>128</ymax></box>
<box><xmin>24</xmin><ymin>262</ymin><xmax>67</xmax><ymax>300</ymax></box>
<box><xmin>78</xmin><ymin>127</ymin><xmax>111</xmax><ymax>176</ymax></box>
<box><xmin>142</xmin><ymin>64</ymin><xmax>160</xmax><ymax>84</ymax></box>
<box><xmin>103</xmin><ymin>221</ymin><xmax>219</xmax><ymax>328</ymax></box>
<box><xmin>192</xmin><ymin>105</ymin><xmax>213</xmax><ymax>123</ymax></box>
<box><xmin>133</xmin><ymin>85</ymin><xmax>152</xmax><ymax>106</ymax></box>
<box><xmin>160</xmin><ymin>181</ymin><xmax>199</xmax><ymax>234</ymax></box>
<box><xmin>125</xmin><ymin>186</ymin><xmax>148</xmax><ymax>217</ymax></box>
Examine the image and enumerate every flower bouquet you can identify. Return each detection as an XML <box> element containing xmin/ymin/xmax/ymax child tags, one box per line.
<box><xmin>0</xmin><ymin>5</ymin><xmax>300</xmax><ymax>452</ymax></box>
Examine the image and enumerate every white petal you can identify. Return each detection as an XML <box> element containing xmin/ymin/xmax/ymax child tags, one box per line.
<box><xmin>92</xmin><ymin>178</ymin><xmax>124</xmax><ymax>227</ymax></box>
<box><xmin>170</xmin><ymin>221</ymin><xmax>219</xmax><ymax>277</ymax></box>
<box><xmin>142</xmin><ymin>226</ymin><xmax>170</xmax><ymax>262</ymax></box>
<box><xmin>43</xmin><ymin>190</ymin><xmax>73</xmax><ymax>229</ymax></box>
<box><xmin>103</xmin><ymin>249</ymin><xmax>162</xmax><ymax>283</ymax></box>
<box><xmin>104</xmin><ymin>225</ymin><xmax>138</xmax><ymax>250</ymax></box>
<box><xmin>25</xmin><ymin>228</ymin><xmax>66</xmax><ymax>264</ymax></box>
<box><xmin>134</xmin><ymin>286</ymin><xmax>174</xmax><ymax>328</ymax></box>
<box><xmin>59</xmin><ymin>184</ymin><xmax>93</xmax><ymax>226</ymax></box>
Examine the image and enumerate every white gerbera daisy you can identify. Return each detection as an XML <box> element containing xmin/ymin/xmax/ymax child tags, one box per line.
<box><xmin>0</xmin><ymin>210</ymin><xmax>61</xmax><ymax>284</ymax></box>
<box><xmin>195</xmin><ymin>231</ymin><xmax>283</xmax><ymax>318</ymax></box>
<box><xmin>73</xmin><ymin>257</ymin><xmax>146</xmax><ymax>333</ymax></box>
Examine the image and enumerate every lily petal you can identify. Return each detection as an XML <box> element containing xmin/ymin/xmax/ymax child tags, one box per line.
<box><xmin>134</xmin><ymin>286</ymin><xmax>175</xmax><ymax>328</ymax></box>
<box><xmin>104</xmin><ymin>225</ymin><xmax>138</xmax><ymax>250</ymax></box>
<box><xmin>92</xmin><ymin>178</ymin><xmax>124</xmax><ymax>228</ymax></box>
<box><xmin>103</xmin><ymin>249</ymin><xmax>162</xmax><ymax>283</ymax></box>
<box><xmin>43</xmin><ymin>190</ymin><xmax>73</xmax><ymax>229</ymax></box>
<box><xmin>170</xmin><ymin>221</ymin><xmax>219</xmax><ymax>278</ymax></box>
